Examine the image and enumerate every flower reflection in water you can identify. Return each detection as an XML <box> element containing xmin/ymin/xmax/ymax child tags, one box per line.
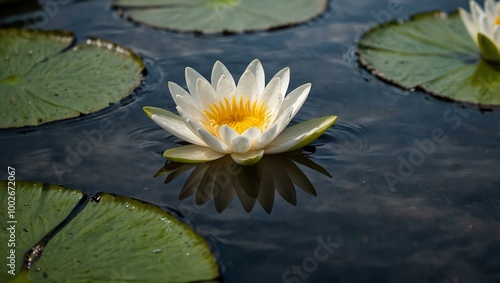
<box><xmin>155</xmin><ymin>147</ymin><xmax>331</xmax><ymax>213</ymax></box>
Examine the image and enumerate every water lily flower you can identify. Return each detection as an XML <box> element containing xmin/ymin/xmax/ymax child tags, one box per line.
<box><xmin>143</xmin><ymin>59</ymin><xmax>337</xmax><ymax>165</ymax></box>
<box><xmin>459</xmin><ymin>0</ymin><xmax>500</xmax><ymax>63</ymax></box>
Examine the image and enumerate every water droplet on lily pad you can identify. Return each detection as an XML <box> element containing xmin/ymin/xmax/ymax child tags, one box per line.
<box><xmin>357</xmin><ymin>11</ymin><xmax>500</xmax><ymax>107</ymax></box>
<box><xmin>113</xmin><ymin>0</ymin><xmax>328</xmax><ymax>34</ymax></box>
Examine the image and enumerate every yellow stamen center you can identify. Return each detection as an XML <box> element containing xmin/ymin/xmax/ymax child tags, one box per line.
<box><xmin>203</xmin><ymin>95</ymin><xmax>270</xmax><ymax>137</ymax></box>
<box><xmin>495</xmin><ymin>16</ymin><xmax>500</xmax><ymax>25</ymax></box>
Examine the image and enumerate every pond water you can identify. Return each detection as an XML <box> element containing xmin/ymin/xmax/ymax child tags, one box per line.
<box><xmin>2</xmin><ymin>0</ymin><xmax>500</xmax><ymax>282</ymax></box>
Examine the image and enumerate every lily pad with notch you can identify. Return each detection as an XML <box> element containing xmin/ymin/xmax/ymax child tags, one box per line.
<box><xmin>0</xmin><ymin>28</ymin><xmax>144</xmax><ymax>129</ymax></box>
<box><xmin>0</xmin><ymin>181</ymin><xmax>219</xmax><ymax>283</ymax></box>
<box><xmin>0</xmin><ymin>181</ymin><xmax>83</xmax><ymax>276</ymax></box>
<box><xmin>357</xmin><ymin>11</ymin><xmax>500</xmax><ymax>107</ymax></box>
<box><xmin>113</xmin><ymin>0</ymin><xmax>328</xmax><ymax>34</ymax></box>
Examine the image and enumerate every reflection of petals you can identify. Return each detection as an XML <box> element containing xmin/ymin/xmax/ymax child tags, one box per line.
<box><xmin>179</xmin><ymin>165</ymin><xmax>208</xmax><ymax>201</ymax></box>
<box><xmin>261</xmin><ymin>158</ymin><xmax>296</xmax><ymax>206</ymax></box>
<box><xmin>164</xmin><ymin>164</ymin><xmax>195</xmax><ymax>184</ymax></box>
<box><xmin>288</xmin><ymin>152</ymin><xmax>332</xmax><ymax>178</ymax></box>
<box><xmin>155</xmin><ymin>150</ymin><xmax>332</xmax><ymax>213</ymax></box>
<box><xmin>257</xmin><ymin>162</ymin><xmax>275</xmax><ymax>214</ymax></box>
<box><xmin>234</xmin><ymin>176</ymin><xmax>257</xmax><ymax>213</ymax></box>
<box><xmin>213</xmin><ymin>173</ymin><xmax>235</xmax><ymax>213</ymax></box>
<box><xmin>195</xmin><ymin>160</ymin><xmax>222</xmax><ymax>205</ymax></box>
<box><xmin>279</xmin><ymin>155</ymin><xmax>317</xmax><ymax>196</ymax></box>
<box><xmin>238</xmin><ymin>166</ymin><xmax>260</xmax><ymax>199</ymax></box>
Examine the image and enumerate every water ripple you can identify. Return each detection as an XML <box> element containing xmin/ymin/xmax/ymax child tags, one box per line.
<box><xmin>327</xmin><ymin>121</ymin><xmax>373</xmax><ymax>153</ymax></box>
<box><xmin>125</xmin><ymin>124</ymin><xmax>179</xmax><ymax>161</ymax></box>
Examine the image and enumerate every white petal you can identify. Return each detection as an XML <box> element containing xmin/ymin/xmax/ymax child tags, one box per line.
<box><xmin>231</xmin><ymin>150</ymin><xmax>264</xmax><ymax>165</ymax></box>
<box><xmin>459</xmin><ymin>8</ymin><xmax>479</xmax><ymax>44</ymax></box>
<box><xmin>240</xmin><ymin>127</ymin><xmax>260</xmax><ymax>144</ymax></box>
<box><xmin>271</xmin><ymin>106</ymin><xmax>295</xmax><ymax>136</ymax></box>
<box><xmin>196</xmin><ymin>77</ymin><xmax>217</xmax><ymax>108</ymax></box>
<box><xmin>471</xmin><ymin>0</ymin><xmax>485</xmax><ymax>24</ymax></box>
<box><xmin>216</xmin><ymin>74</ymin><xmax>236</xmax><ymax>101</ymax></box>
<box><xmin>182</xmin><ymin>117</ymin><xmax>207</xmax><ymax>141</ymax></box>
<box><xmin>175</xmin><ymin>107</ymin><xmax>207</xmax><ymax>141</ymax></box>
<box><xmin>236</xmin><ymin>70</ymin><xmax>259</xmax><ymax>101</ymax></box>
<box><xmin>196</xmin><ymin>127</ymin><xmax>231</xmax><ymax>153</ymax></box>
<box><xmin>218</xmin><ymin>125</ymin><xmax>239</xmax><ymax>147</ymax></box>
<box><xmin>229</xmin><ymin>135</ymin><xmax>252</xmax><ymax>153</ymax></box>
<box><xmin>164</xmin><ymin>145</ymin><xmax>225</xmax><ymax>163</ymax></box>
<box><xmin>495</xmin><ymin>2</ymin><xmax>500</xmax><ymax>16</ymax></box>
<box><xmin>245</xmin><ymin>59</ymin><xmax>265</xmax><ymax>94</ymax></box>
<box><xmin>264</xmin><ymin>133</ymin><xmax>307</xmax><ymax>155</ymax></box>
<box><xmin>185</xmin><ymin>67</ymin><xmax>208</xmax><ymax>98</ymax></box>
<box><xmin>278</xmin><ymin>83</ymin><xmax>311</xmax><ymax>119</ymax></box>
<box><xmin>253</xmin><ymin>107</ymin><xmax>293</xmax><ymax>149</ymax></box>
<box><xmin>168</xmin><ymin>81</ymin><xmax>191</xmax><ymax>105</ymax></box>
<box><xmin>271</xmin><ymin>67</ymin><xmax>290</xmax><ymax>97</ymax></box>
<box><xmin>259</xmin><ymin>78</ymin><xmax>283</xmax><ymax>109</ymax></box>
<box><xmin>260</xmin><ymin>77</ymin><xmax>283</xmax><ymax>124</ymax></box>
<box><xmin>184</xmin><ymin>117</ymin><xmax>204</xmax><ymax>132</ymax></box>
<box><xmin>211</xmin><ymin>60</ymin><xmax>235</xmax><ymax>90</ymax></box>
<box><xmin>174</xmin><ymin>95</ymin><xmax>204</xmax><ymax>121</ymax></box>
<box><xmin>219</xmin><ymin>126</ymin><xmax>260</xmax><ymax>151</ymax></box>
<box><xmin>264</xmin><ymin>116</ymin><xmax>338</xmax><ymax>154</ymax></box>
<box><xmin>479</xmin><ymin>14</ymin><xmax>491</xmax><ymax>35</ymax></box>
<box><xmin>485</xmin><ymin>0</ymin><xmax>495</xmax><ymax>23</ymax></box>
<box><xmin>143</xmin><ymin>107</ymin><xmax>206</xmax><ymax>146</ymax></box>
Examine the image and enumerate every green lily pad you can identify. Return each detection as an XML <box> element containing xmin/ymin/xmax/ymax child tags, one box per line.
<box><xmin>0</xmin><ymin>181</ymin><xmax>83</xmax><ymax>276</ymax></box>
<box><xmin>0</xmin><ymin>181</ymin><xmax>219</xmax><ymax>283</ymax></box>
<box><xmin>0</xmin><ymin>28</ymin><xmax>144</xmax><ymax>129</ymax></box>
<box><xmin>113</xmin><ymin>0</ymin><xmax>328</xmax><ymax>34</ymax></box>
<box><xmin>357</xmin><ymin>11</ymin><xmax>500</xmax><ymax>107</ymax></box>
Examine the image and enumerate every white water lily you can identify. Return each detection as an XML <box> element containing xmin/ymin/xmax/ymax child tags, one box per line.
<box><xmin>459</xmin><ymin>0</ymin><xmax>500</xmax><ymax>62</ymax></box>
<box><xmin>143</xmin><ymin>59</ymin><xmax>337</xmax><ymax>165</ymax></box>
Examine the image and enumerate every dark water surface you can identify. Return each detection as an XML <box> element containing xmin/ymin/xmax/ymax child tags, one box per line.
<box><xmin>2</xmin><ymin>0</ymin><xmax>500</xmax><ymax>282</ymax></box>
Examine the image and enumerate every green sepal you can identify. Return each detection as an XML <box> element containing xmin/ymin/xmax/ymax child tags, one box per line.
<box><xmin>477</xmin><ymin>32</ymin><xmax>500</xmax><ymax>64</ymax></box>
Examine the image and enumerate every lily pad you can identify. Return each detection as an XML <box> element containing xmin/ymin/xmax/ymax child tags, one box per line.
<box><xmin>113</xmin><ymin>0</ymin><xmax>328</xmax><ymax>34</ymax></box>
<box><xmin>0</xmin><ymin>181</ymin><xmax>83</xmax><ymax>276</ymax></box>
<box><xmin>0</xmin><ymin>181</ymin><xmax>219</xmax><ymax>283</ymax></box>
<box><xmin>357</xmin><ymin>11</ymin><xmax>500</xmax><ymax>107</ymax></box>
<box><xmin>0</xmin><ymin>28</ymin><xmax>144</xmax><ymax>129</ymax></box>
